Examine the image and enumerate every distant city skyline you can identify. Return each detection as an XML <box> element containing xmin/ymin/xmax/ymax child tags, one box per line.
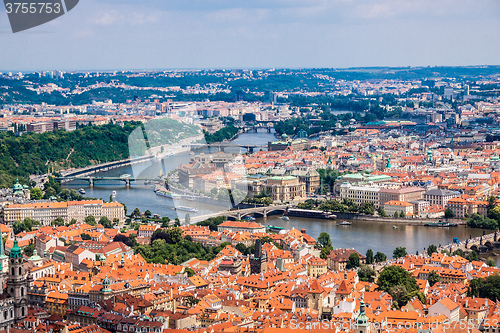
<box><xmin>1</xmin><ymin>0</ymin><xmax>499</xmax><ymax>71</ymax></box>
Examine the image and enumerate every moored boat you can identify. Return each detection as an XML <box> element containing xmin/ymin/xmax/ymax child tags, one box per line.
<box><xmin>175</xmin><ymin>206</ymin><xmax>199</xmax><ymax>213</ymax></box>
<box><xmin>267</xmin><ymin>225</ymin><xmax>285</xmax><ymax>232</ymax></box>
<box><xmin>424</xmin><ymin>221</ymin><xmax>457</xmax><ymax>227</ymax></box>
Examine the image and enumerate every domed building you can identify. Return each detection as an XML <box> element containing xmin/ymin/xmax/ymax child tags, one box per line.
<box><xmin>12</xmin><ymin>179</ymin><xmax>30</xmax><ymax>199</ymax></box>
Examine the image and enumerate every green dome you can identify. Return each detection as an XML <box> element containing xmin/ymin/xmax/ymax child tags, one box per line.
<box><xmin>29</xmin><ymin>249</ymin><xmax>42</xmax><ymax>262</ymax></box>
<box><xmin>102</xmin><ymin>275</ymin><xmax>111</xmax><ymax>291</ymax></box>
<box><xmin>357</xmin><ymin>300</ymin><xmax>369</xmax><ymax>326</ymax></box>
<box><xmin>10</xmin><ymin>238</ymin><xmax>22</xmax><ymax>259</ymax></box>
<box><xmin>13</xmin><ymin>179</ymin><xmax>23</xmax><ymax>191</ymax></box>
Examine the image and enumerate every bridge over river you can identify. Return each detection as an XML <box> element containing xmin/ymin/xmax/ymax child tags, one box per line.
<box><xmin>187</xmin><ymin>204</ymin><xmax>292</xmax><ymax>224</ymax></box>
<box><xmin>55</xmin><ymin>175</ymin><xmax>160</xmax><ymax>188</ymax></box>
<box><xmin>437</xmin><ymin>231</ymin><xmax>500</xmax><ymax>254</ymax></box>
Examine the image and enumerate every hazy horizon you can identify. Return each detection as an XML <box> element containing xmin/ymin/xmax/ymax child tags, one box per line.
<box><xmin>1</xmin><ymin>0</ymin><xmax>499</xmax><ymax>71</ymax></box>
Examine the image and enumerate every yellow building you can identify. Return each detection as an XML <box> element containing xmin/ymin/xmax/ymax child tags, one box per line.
<box><xmin>46</xmin><ymin>291</ymin><xmax>68</xmax><ymax>317</ymax></box>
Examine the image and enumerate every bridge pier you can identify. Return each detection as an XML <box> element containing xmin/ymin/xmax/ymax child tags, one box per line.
<box><xmin>125</xmin><ymin>179</ymin><xmax>130</xmax><ymax>188</ymax></box>
<box><xmin>237</xmin><ymin>213</ymin><xmax>241</xmax><ymax>220</ymax></box>
<box><xmin>263</xmin><ymin>209</ymin><xmax>267</xmax><ymax>218</ymax></box>
<box><xmin>89</xmin><ymin>178</ymin><xmax>94</xmax><ymax>188</ymax></box>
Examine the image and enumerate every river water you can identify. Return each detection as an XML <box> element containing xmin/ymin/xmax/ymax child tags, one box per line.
<box><xmin>63</xmin><ymin>129</ymin><xmax>487</xmax><ymax>259</ymax></box>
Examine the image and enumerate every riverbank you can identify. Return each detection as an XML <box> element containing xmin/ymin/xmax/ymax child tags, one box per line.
<box><xmin>332</xmin><ymin>212</ymin><xmax>465</xmax><ymax>225</ymax></box>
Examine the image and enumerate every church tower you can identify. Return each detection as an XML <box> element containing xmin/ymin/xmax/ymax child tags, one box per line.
<box><xmin>250</xmin><ymin>239</ymin><xmax>267</xmax><ymax>275</ymax></box>
<box><xmin>356</xmin><ymin>299</ymin><xmax>371</xmax><ymax>333</ymax></box>
<box><xmin>7</xmin><ymin>239</ymin><xmax>29</xmax><ymax>320</ymax></box>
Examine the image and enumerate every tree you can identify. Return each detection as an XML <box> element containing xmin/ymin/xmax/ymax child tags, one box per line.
<box><xmin>113</xmin><ymin>234</ymin><xmax>133</xmax><ymax>247</ymax></box>
<box><xmin>468</xmin><ymin>275</ymin><xmax>500</xmax><ymax>301</ymax></box>
<box><xmin>185</xmin><ymin>267</ymin><xmax>195</xmax><ymax>277</ymax></box>
<box><xmin>358</xmin><ymin>265</ymin><xmax>376</xmax><ymax>282</ymax></box>
<box><xmin>144</xmin><ymin>210</ymin><xmax>152</xmax><ymax>218</ymax></box>
<box><xmin>99</xmin><ymin>216</ymin><xmax>112</xmax><ymax>228</ymax></box>
<box><xmin>132</xmin><ymin>208</ymin><xmax>141</xmax><ymax>218</ymax></box>
<box><xmin>377</xmin><ymin>266</ymin><xmax>419</xmax><ymax>308</ymax></box>
<box><xmin>320</xmin><ymin>246</ymin><xmax>332</xmax><ymax>259</ymax></box>
<box><xmin>346</xmin><ymin>253</ymin><xmax>360</xmax><ymax>269</ymax></box>
<box><xmin>185</xmin><ymin>213</ymin><xmax>191</xmax><ymax>224</ymax></box>
<box><xmin>366</xmin><ymin>249</ymin><xmax>374</xmax><ymax>265</ymax></box>
<box><xmin>51</xmin><ymin>217</ymin><xmax>65</xmax><ymax>227</ymax></box>
<box><xmin>85</xmin><ymin>215</ymin><xmax>96</xmax><ymax>226</ymax></box>
<box><xmin>444</xmin><ymin>209</ymin><xmax>454</xmax><ymax>219</ymax></box>
<box><xmin>236</xmin><ymin>243</ymin><xmax>247</xmax><ymax>255</ymax></box>
<box><xmin>30</xmin><ymin>187</ymin><xmax>43</xmax><ymax>200</ymax></box>
<box><xmin>452</xmin><ymin>249</ymin><xmax>465</xmax><ymax>258</ymax></box>
<box><xmin>161</xmin><ymin>217</ymin><xmax>171</xmax><ymax>228</ymax></box>
<box><xmin>401</xmin><ymin>210</ymin><xmax>406</xmax><ymax>218</ymax></box>
<box><xmin>466</xmin><ymin>250</ymin><xmax>478</xmax><ymax>262</ymax></box>
<box><xmin>427</xmin><ymin>244</ymin><xmax>438</xmax><ymax>256</ymax></box>
<box><xmin>23</xmin><ymin>243</ymin><xmax>35</xmax><ymax>257</ymax></box>
<box><xmin>67</xmin><ymin>218</ymin><xmax>77</xmax><ymax>226</ymax></box>
<box><xmin>359</xmin><ymin>202</ymin><xmax>375</xmax><ymax>215</ymax></box>
<box><xmin>317</xmin><ymin>232</ymin><xmax>332</xmax><ymax>248</ymax></box>
<box><xmin>81</xmin><ymin>233</ymin><xmax>92</xmax><ymax>240</ymax></box>
<box><xmin>374</xmin><ymin>252</ymin><xmax>387</xmax><ymax>263</ymax></box>
<box><xmin>487</xmin><ymin>257</ymin><xmax>496</xmax><ymax>267</ymax></box>
<box><xmin>427</xmin><ymin>270</ymin><xmax>440</xmax><ymax>287</ymax></box>
<box><xmin>389</xmin><ymin>285</ymin><xmax>409</xmax><ymax>309</ymax></box>
<box><xmin>394</xmin><ymin>211</ymin><xmax>399</xmax><ymax>218</ymax></box>
<box><xmin>13</xmin><ymin>218</ymin><xmax>39</xmax><ymax>235</ymax></box>
<box><xmin>393</xmin><ymin>247</ymin><xmax>407</xmax><ymax>259</ymax></box>
<box><xmin>467</xmin><ymin>214</ymin><xmax>498</xmax><ymax>229</ymax></box>
<box><xmin>261</xmin><ymin>236</ymin><xmax>274</xmax><ymax>244</ymax></box>
<box><xmin>377</xmin><ymin>207</ymin><xmax>388</xmax><ymax>217</ymax></box>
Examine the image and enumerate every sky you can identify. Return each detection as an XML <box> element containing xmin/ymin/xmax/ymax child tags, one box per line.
<box><xmin>0</xmin><ymin>0</ymin><xmax>499</xmax><ymax>71</ymax></box>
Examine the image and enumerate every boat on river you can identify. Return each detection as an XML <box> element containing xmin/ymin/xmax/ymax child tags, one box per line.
<box><xmin>175</xmin><ymin>206</ymin><xmax>199</xmax><ymax>213</ymax></box>
<box><xmin>424</xmin><ymin>221</ymin><xmax>457</xmax><ymax>227</ymax></box>
<box><xmin>155</xmin><ymin>188</ymin><xmax>180</xmax><ymax>199</ymax></box>
<box><xmin>79</xmin><ymin>188</ymin><xmax>85</xmax><ymax>195</ymax></box>
<box><xmin>339</xmin><ymin>221</ymin><xmax>352</xmax><ymax>226</ymax></box>
<box><xmin>267</xmin><ymin>225</ymin><xmax>285</xmax><ymax>232</ymax></box>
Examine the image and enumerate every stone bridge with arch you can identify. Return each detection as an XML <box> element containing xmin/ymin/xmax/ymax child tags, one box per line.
<box><xmin>187</xmin><ymin>204</ymin><xmax>291</xmax><ymax>224</ymax></box>
<box><xmin>438</xmin><ymin>231</ymin><xmax>500</xmax><ymax>254</ymax></box>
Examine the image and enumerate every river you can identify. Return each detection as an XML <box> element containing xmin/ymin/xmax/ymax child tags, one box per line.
<box><xmin>63</xmin><ymin>128</ymin><xmax>489</xmax><ymax>260</ymax></box>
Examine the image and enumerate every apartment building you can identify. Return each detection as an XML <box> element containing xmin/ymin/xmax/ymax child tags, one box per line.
<box><xmin>3</xmin><ymin>200</ymin><xmax>125</xmax><ymax>225</ymax></box>
<box><xmin>423</xmin><ymin>189</ymin><xmax>460</xmax><ymax>207</ymax></box>
<box><xmin>384</xmin><ymin>200</ymin><xmax>414</xmax><ymax>217</ymax></box>
<box><xmin>339</xmin><ymin>183</ymin><xmax>380</xmax><ymax>207</ymax></box>
<box><xmin>447</xmin><ymin>197</ymin><xmax>489</xmax><ymax>219</ymax></box>
<box><xmin>248</xmin><ymin>176</ymin><xmax>306</xmax><ymax>202</ymax></box>
<box><xmin>379</xmin><ymin>187</ymin><xmax>425</xmax><ymax>207</ymax></box>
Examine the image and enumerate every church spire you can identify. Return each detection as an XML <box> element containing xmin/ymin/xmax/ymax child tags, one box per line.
<box><xmin>10</xmin><ymin>238</ymin><xmax>22</xmax><ymax>259</ymax></box>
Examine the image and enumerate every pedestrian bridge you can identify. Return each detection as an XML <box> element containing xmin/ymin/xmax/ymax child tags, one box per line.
<box><xmin>438</xmin><ymin>231</ymin><xmax>500</xmax><ymax>254</ymax></box>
